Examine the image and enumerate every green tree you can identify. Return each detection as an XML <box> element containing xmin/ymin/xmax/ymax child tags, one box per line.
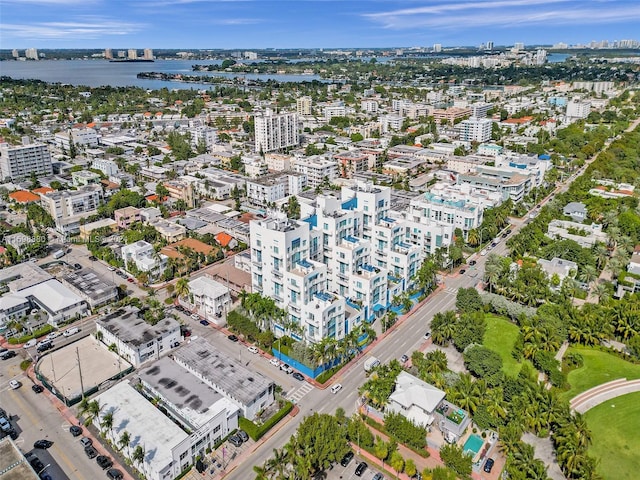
<box><xmin>440</xmin><ymin>443</ymin><xmax>472</xmax><ymax>477</ymax></box>
<box><xmin>455</xmin><ymin>287</ymin><xmax>483</xmax><ymax>314</ymax></box>
<box><xmin>389</xmin><ymin>450</ymin><xmax>405</xmax><ymax>474</ymax></box>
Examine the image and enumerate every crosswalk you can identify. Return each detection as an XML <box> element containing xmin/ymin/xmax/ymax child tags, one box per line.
<box><xmin>287</xmin><ymin>382</ymin><xmax>314</xmax><ymax>404</ymax></box>
<box><xmin>443</xmin><ymin>286</ymin><xmax>458</xmax><ymax>295</ymax></box>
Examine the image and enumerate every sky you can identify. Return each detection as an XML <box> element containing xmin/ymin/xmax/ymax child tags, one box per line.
<box><xmin>2</xmin><ymin>0</ymin><xmax>640</xmax><ymax>50</ymax></box>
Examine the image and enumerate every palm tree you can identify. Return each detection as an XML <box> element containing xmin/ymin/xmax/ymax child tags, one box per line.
<box><xmin>118</xmin><ymin>430</ymin><xmax>131</xmax><ymax>457</ymax></box>
<box><xmin>579</xmin><ymin>265</ymin><xmax>598</xmax><ymax>288</ymax></box>
<box><xmin>100</xmin><ymin>411</ymin><xmax>114</xmax><ymax>439</ymax></box>
<box><xmin>83</xmin><ymin>399</ymin><xmax>102</xmax><ymax>426</ymax></box>
<box><xmin>266</xmin><ymin>448</ymin><xmax>289</xmax><ymax>479</ymax></box>
<box><xmin>175</xmin><ymin>277</ymin><xmax>190</xmax><ymax>302</ymax></box>
<box><xmin>94</xmin><ymin>330</ymin><xmax>103</xmax><ymax>342</ymax></box>
<box><xmin>593</xmin><ymin>243</ymin><xmax>609</xmax><ymax>270</ymax></box>
<box><xmin>132</xmin><ymin>445</ymin><xmax>145</xmax><ymax>471</ymax></box>
<box><xmin>467</xmin><ymin>228</ymin><xmax>480</xmax><ymax>247</ymax></box>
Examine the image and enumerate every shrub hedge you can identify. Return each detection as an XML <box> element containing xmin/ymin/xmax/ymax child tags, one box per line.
<box><xmin>239</xmin><ymin>401</ymin><xmax>293</xmax><ymax>441</ymax></box>
<box><xmin>7</xmin><ymin>324</ymin><xmax>54</xmax><ymax>344</ymax></box>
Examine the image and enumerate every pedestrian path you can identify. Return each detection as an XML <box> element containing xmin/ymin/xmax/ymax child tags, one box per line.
<box><xmin>443</xmin><ymin>286</ymin><xmax>458</xmax><ymax>295</ymax></box>
<box><xmin>287</xmin><ymin>382</ymin><xmax>314</xmax><ymax>404</ymax></box>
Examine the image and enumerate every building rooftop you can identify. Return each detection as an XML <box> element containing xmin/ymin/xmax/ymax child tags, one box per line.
<box><xmin>173</xmin><ymin>337</ymin><xmax>274</xmax><ymax>406</ymax></box>
<box><xmin>61</xmin><ymin>268</ymin><xmax>116</xmax><ymax>301</ymax></box>
<box><xmin>20</xmin><ymin>279</ymin><xmax>85</xmax><ymax>313</ymax></box>
<box><xmin>97</xmin><ymin>307</ymin><xmax>180</xmax><ymax>347</ymax></box>
<box><xmin>188</xmin><ymin>276</ymin><xmax>229</xmax><ymax>299</ymax></box>
<box><xmin>0</xmin><ymin>438</ymin><xmax>39</xmax><ymax>480</ymax></box>
<box><xmin>95</xmin><ymin>381</ymin><xmax>188</xmax><ymax>476</ymax></box>
<box><xmin>0</xmin><ymin>263</ymin><xmax>53</xmax><ymax>292</ymax></box>
<box><xmin>139</xmin><ymin>356</ymin><xmax>237</xmax><ymax>430</ymax></box>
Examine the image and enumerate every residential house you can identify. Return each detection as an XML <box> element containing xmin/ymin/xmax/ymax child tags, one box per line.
<box><xmin>563</xmin><ymin>202</ymin><xmax>588</xmax><ymax>223</ymax></box>
<box><xmin>386</xmin><ymin>371</ymin><xmax>446</xmax><ymax>427</ymax></box>
<box><xmin>179</xmin><ymin>276</ymin><xmax>232</xmax><ymax>326</ymax></box>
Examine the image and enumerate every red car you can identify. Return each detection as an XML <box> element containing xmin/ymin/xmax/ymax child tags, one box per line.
<box><xmin>127</xmin><ymin>278</ymin><xmax>134</xmax><ymax>283</ymax></box>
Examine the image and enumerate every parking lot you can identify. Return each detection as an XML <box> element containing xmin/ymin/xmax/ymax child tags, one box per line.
<box><xmin>326</xmin><ymin>454</ymin><xmax>386</xmax><ymax>480</ymax></box>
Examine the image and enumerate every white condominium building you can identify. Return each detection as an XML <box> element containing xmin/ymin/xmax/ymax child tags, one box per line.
<box><xmin>254</xmin><ymin>109</ymin><xmax>299</xmax><ymax>153</ymax></box>
<box><xmin>296</xmin><ymin>96</ymin><xmax>312</xmax><ymax>116</ymax></box>
<box><xmin>40</xmin><ymin>185</ymin><xmax>104</xmax><ymax>234</ymax></box>
<box><xmin>293</xmin><ymin>156</ymin><xmax>339</xmax><ymax>188</ymax></box>
<box><xmin>458</xmin><ymin>117</ymin><xmax>492</xmax><ymax>143</ymax></box>
<box><xmin>566</xmin><ymin>98</ymin><xmax>591</xmax><ymax>120</ymax></box>
<box><xmin>0</xmin><ymin>139</ymin><xmax>53</xmax><ymax>181</ymax></box>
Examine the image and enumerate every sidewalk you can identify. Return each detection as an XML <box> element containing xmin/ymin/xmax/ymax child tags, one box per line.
<box><xmin>26</xmin><ymin>364</ymin><xmax>137</xmax><ymax>480</ymax></box>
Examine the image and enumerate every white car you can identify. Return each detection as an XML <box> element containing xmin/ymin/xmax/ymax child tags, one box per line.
<box><xmin>330</xmin><ymin>384</ymin><xmax>343</xmax><ymax>394</ymax></box>
<box><xmin>480</xmin><ymin>249</ymin><xmax>488</xmax><ymax>256</ymax></box>
<box><xmin>9</xmin><ymin>379</ymin><xmax>21</xmax><ymax>389</ymax></box>
<box><xmin>190</xmin><ymin>313</ymin><xmax>200</xmax><ymax>320</ymax></box>
<box><xmin>248</xmin><ymin>346</ymin><xmax>259</xmax><ymax>354</ymax></box>
<box><xmin>107</xmin><ymin>266</ymin><xmax>116</xmax><ymax>271</ymax></box>
<box><xmin>269</xmin><ymin>358</ymin><xmax>280</xmax><ymax>367</ymax></box>
<box><xmin>23</xmin><ymin>339</ymin><xmax>37</xmax><ymax>349</ymax></box>
<box><xmin>45</xmin><ymin>332</ymin><xmax>59</xmax><ymax>341</ymax></box>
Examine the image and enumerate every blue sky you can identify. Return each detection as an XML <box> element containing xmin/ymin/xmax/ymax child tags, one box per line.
<box><xmin>2</xmin><ymin>0</ymin><xmax>640</xmax><ymax>49</ymax></box>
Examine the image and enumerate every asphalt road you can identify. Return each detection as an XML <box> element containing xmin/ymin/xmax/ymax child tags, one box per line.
<box><xmin>0</xmin><ymin>351</ymin><xmax>106</xmax><ymax>480</ymax></box>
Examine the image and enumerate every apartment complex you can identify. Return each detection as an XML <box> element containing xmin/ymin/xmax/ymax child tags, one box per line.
<box><xmin>40</xmin><ymin>185</ymin><xmax>103</xmax><ymax>234</ymax></box>
<box><xmin>249</xmin><ymin>182</ymin><xmax>424</xmax><ymax>344</ymax></box>
<box><xmin>254</xmin><ymin>110</ymin><xmax>299</xmax><ymax>153</ymax></box>
<box><xmin>458</xmin><ymin>117</ymin><xmax>492</xmax><ymax>143</ymax></box>
<box><xmin>296</xmin><ymin>96</ymin><xmax>312</xmax><ymax>115</ymax></box>
<box><xmin>0</xmin><ymin>139</ymin><xmax>53</xmax><ymax>181</ymax></box>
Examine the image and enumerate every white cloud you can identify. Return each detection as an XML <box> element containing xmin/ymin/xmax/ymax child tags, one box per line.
<box><xmin>210</xmin><ymin>17</ymin><xmax>262</xmax><ymax>25</ymax></box>
<box><xmin>364</xmin><ymin>0</ymin><xmax>640</xmax><ymax>30</ymax></box>
<box><xmin>2</xmin><ymin>17</ymin><xmax>145</xmax><ymax>40</ymax></box>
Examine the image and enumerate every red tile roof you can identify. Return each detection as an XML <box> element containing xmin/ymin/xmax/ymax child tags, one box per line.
<box><xmin>9</xmin><ymin>190</ymin><xmax>40</xmax><ymax>203</ymax></box>
<box><xmin>32</xmin><ymin>187</ymin><xmax>54</xmax><ymax>195</ymax></box>
<box><xmin>214</xmin><ymin>232</ymin><xmax>234</xmax><ymax>247</ymax></box>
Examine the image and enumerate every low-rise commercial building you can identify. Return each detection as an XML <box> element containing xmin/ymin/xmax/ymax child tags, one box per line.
<box><xmin>96</xmin><ymin>307</ymin><xmax>182</xmax><ymax>366</ymax></box>
<box><xmin>114</xmin><ymin>206</ymin><xmax>142</xmax><ymax>228</ymax></box>
<box><xmin>179</xmin><ymin>276</ymin><xmax>232</xmax><ymax>325</ymax></box>
<box><xmin>121</xmin><ymin>240</ymin><xmax>168</xmax><ymax>278</ymax></box>
<box><xmin>173</xmin><ymin>337</ymin><xmax>275</xmax><ymax>420</ymax></box>
<box><xmin>61</xmin><ymin>268</ymin><xmax>118</xmax><ymax>309</ymax></box>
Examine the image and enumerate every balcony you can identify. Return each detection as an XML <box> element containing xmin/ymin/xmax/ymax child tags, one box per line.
<box><xmin>272</xmin><ymin>269</ymin><xmax>283</xmax><ymax>278</ymax></box>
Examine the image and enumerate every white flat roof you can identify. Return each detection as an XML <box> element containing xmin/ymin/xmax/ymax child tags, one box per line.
<box><xmin>95</xmin><ymin>381</ymin><xmax>188</xmax><ymax>475</ymax></box>
<box><xmin>20</xmin><ymin>279</ymin><xmax>84</xmax><ymax>312</ymax></box>
<box><xmin>189</xmin><ymin>276</ymin><xmax>229</xmax><ymax>299</ymax></box>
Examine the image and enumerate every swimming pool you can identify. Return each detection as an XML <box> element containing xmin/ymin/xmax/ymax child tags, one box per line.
<box><xmin>463</xmin><ymin>434</ymin><xmax>484</xmax><ymax>458</ymax></box>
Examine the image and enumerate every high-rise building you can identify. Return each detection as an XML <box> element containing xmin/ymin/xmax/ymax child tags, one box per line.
<box><xmin>458</xmin><ymin>117</ymin><xmax>492</xmax><ymax>143</ymax></box>
<box><xmin>0</xmin><ymin>138</ymin><xmax>53</xmax><ymax>181</ymax></box>
<box><xmin>514</xmin><ymin>42</ymin><xmax>525</xmax><ymax>52</ymax></box>
<box><xmin>11</xmin><ymin>49</ymin><xmax>19</xmax><ymax>59</ymax></box>
<box><xmin>143</xmin><ymin>49</ymin><xmax>154</xmax><ymax>60</ymax></box>
<box><xmin>566</xmin><ymin>98</ymin><xmax>591</xmax><ymax>120</ymax></box>
<box><xmin>433</xmin><ymin>43</ymin><xmax>442</xmax><ymax>53</ymax></box>
<box><xmin>117</xmin><ymin>50</ymin><xmax>126</xmax><ymax>58</ymax></box>
<box><xmin>486</xmin><ymin>41</ymin><xmax>494</xmax><ymax>51</ymax></box>
<box><xmin>104</xmin><ymin>48</ymin><xmax>113</xmax><ymax>59</ymax></box>
<box><xmin>128</xmin><ymin>49</ymin><xmax>138</xmax><ymax>60</ymax></box>
<box><xmin>254</xmin><ymin>109</ymin><xmax>299</xmax><ymax>153</ymax></box>
<box><xmin>25</xmin><ymin>48</ymin><xmax>38</xmax><ymax>60</ymax></box>
<box><xmin>296</xmin><ymin>96</ymin><xmax>312</xmax><ymax>116</ymax></box>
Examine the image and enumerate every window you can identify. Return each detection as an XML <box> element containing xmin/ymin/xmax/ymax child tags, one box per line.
<box><xmin>213</xmin><ymin>425</ymin><xmax>221</xmax><ymax>434</ymax></box>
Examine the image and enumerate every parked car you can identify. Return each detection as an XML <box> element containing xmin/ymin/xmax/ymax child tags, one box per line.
<box><xmin>237</xmin><ymin>430</ymin><xmax>249</xmax><ymax>442</ymax></box>
<box><xmin>9</xmin><ymin>380</ymin><xmax>21</xmax><ymax>389</ymax></box>
<box><xmin>63</xmin><ymin>327</ymin><xmax>79</xmax><ymax>337</ymax></box>
<box><xmin>355</xmin><ymin>461</ymin><xmax>368</xmax><ymax>476</ymax></box>
<box><xmin>340</xmin><ymin>451</ymin><xmax>354</xmax><ymax>467</ymax></box>
<box><xmin>469</xmin><ymin>260</ymin><xmax>477</xmax><ymax>266</ymax></box>
<box><xmin>45</xmin><ymin>332</ymin><xmax>59</xmax><ymax>341</ymax></box>
<box><xmin>34</xmin><ymin>439</ymin><xmax>54</xmax><ymax>449</ymax></box>
<box><xmin>106</xmin><ymin>468</ymin><xmax>124</xmax><ymax>480</ymax></box>
<box><xmin>23</xmin><ymin>339</ymin><xmax>37</xmax><ymax>349</ymax></box>
<box><xmin>459</xmin><ymin>269</ymin><xmax>466</xmax><ymax>275</ymax></box>
<box><xmin>480</xmin><ymin>249</ymin><xmax>488</xmax><ymax>256</ymax></box>
<box><xmin>248</xmin><ymin>346</ymin><xmax>259</xmax><ymax>354</ymax></box>
<box><xmin>190</xmin><ymin>313</ymin><xmax>200</xmax><ymax>320</ymax></box>
<box><xmin>25</xmin><ymin>453</ymin><xmax>45</xmax><ymax>473</ymax></box>
<box><xmin>227</xmin><ymin>334</ymin><xmax>238</xmax><ymax>342</ymax></box>
<box><xmin>32</xmin><ymin>384</ymin><xmax>44</xmax><ymax>393</ymax></box>
<box><xmin>127</xmin><ymin>278</ymin><xmax>134</xmax><ymax>283</ymax></box>
<box><xmin>80</xmin><ymin>437</ymin><xmax>93</xmax><ymax>448</ymax></box>
<box><xmin>280</xmin><ymin>363</ymin><xmax>293</xmax><ymax>374</ymax></box>
<box><xmin>37</xmin><ymin>342</ymin><xmax>53</xmax><ymax>353</ymax></box>
<box><xmin>330</xmin><ymin>383</ymin><xmax>342</xmax><ymax>394</ymax></box>
<box><xmin>292</xmin><ymin>372</ymin><xmax>305</xmax><ymax>381</ymax></box>
<box><xmin>89</xmin><ymin>256</ymin><xmax>97</xmax><ymax>261</ymax></box>
<box><xmin>269</xmin><ymin>358</ymin><xmax>280</xmax><ymax>367</ymax></box>
<box><xmin>74</xmin><ymin>263</ymin><xmax>82</xmax><ymax>270</ymax></box>
<box><xmin>69</xmin><ymin>425</ymin><xmax>83</xmax><ymax>437</ymax></box>
<box><xmin>107</xmin><ymin>266</ymin><xmax>116</xmax><ymax>271</ymax></box>
<box><xmin>372</xmin><ymin>474</ymin><xmax>384</xmax><ymax>480</ymax></box>
<box><xmin>1</xmin><ymin>350</ymin><xmax>17</xmax><ymax>360</ymax></box>
<box><xmin>97</xmin><ymin>456</ymin><xmax>114</xmax><ymax>470</ymax></box>
<box><xmin>483</xmin><ymin>458</ymin><xmax>495</xmax><ymax>473</ymax></box>
<box><xmin>424</xmin><ymin>331</ymin><xmax>431</xmax><ymax>340</ymax></box>
<box><xmin>199</xmin><ymin>319</ymin><xmax>209</xmax><ymax>326</ymax></box>
<box><xmin>228</xmin><ymin>435</ymin><xmax>243</xmax><ymax>447</ymax></box>
<box><xmin>85</xmin><ymin>445</ymin><xmax>98</xmax><ymax>459</ymax></box>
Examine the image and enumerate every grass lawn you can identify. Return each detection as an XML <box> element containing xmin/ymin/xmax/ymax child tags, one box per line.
<box><xmin>584</xmin><ymin>392</ymin><xmax>640</xmax><ymax>480</ymax></box>
<box><xmin>483</xmin><ymin>314</ymin><xmax>528</xmax><ymax>377</ymax></box>
<box><xmin>561</xmin><ymin>347</ymin><xmax>640</xmax><ymax>401</ymax></box>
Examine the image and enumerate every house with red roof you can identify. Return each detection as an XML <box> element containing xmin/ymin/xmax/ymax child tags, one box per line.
<box><xmin>214</xmin><ymin>232</ymin><xmax>238</xmax><ymax>250</ymax></box>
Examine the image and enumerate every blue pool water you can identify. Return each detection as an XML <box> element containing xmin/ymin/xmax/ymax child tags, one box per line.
<box><xmin>463</xmin><ymin>434</ymin><xmax>484</xmax><ymax>456</ymax></box>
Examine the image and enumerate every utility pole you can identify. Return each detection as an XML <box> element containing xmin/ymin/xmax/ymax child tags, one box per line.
<box><xmin>76</xmin><ymin>347</ymin><xmax>85</xmax><ymax>398</ymax></box>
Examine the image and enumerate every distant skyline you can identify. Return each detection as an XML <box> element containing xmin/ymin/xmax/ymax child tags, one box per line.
<box><xmin>2</xmin><ymin>0</ymin><xmax>640</xmax><ymax>50</ymax></box>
